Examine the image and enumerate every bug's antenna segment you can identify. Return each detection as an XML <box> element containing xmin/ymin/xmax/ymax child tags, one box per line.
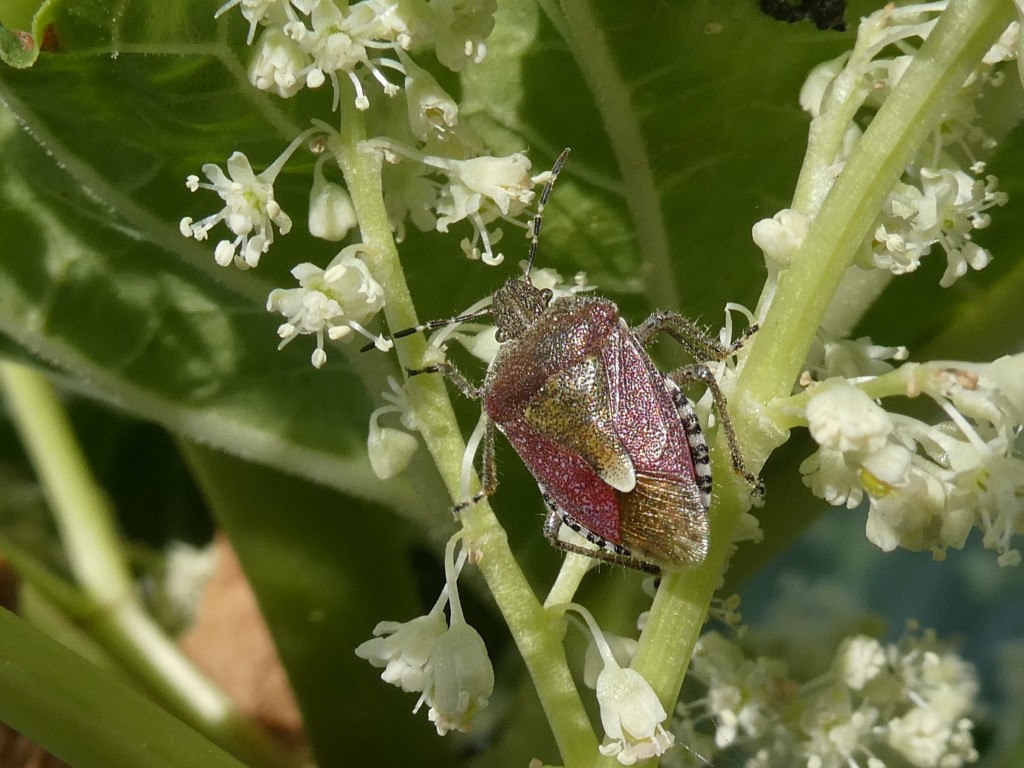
<box><xmin>524</xmin><ymin>147</ymin><xmax>571</xmax><ymax>280</ymax></box>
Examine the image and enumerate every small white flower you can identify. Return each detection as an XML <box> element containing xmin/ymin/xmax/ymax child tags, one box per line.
<box><xmin>420</xmin><ymin>620</ymin><xmax>494</xmax><ymax>735</ymax></box>
<box><xmin>374</xmin><ymin>142</ymin><xmax>543</xmax><ymax>265</ymax></box>
<box><xmin>266</xmin><ymin>245</ymin><xmax>386</xmax><ymax>367</ymax></box>
<box><xmin>400</xmin><ymin>50</ymin><xmax>460</xmax><ymax>141</ymax></box>
<box><xmin>436</xmin><ymin>152</ymin><xmax>535</xmax><ymax>215</ymax></box>
<box><xmin>596</xmin><ymin>664</ymin><xmax>675</xmax><ymax>765</ymax></box>
<box><xmin>367</xmin><ymin>378</ymin><xmax>420</xmax><ymax>479</ymax></box>
<box><xmin>428</xmin><ymin>0</ymin><xmax>498</xmax><ymax>71</ymax></box>
<box><xmin>367</xmin><ymin>422</ymin><xmax>419</xmax><ymax>479</ymax></box>
<box><xmin>215</xmin><ymin>0</ymin><xmax>293</xmax><ymax>45</ymax></box>
<box><xmin>806</xmin><ymin>379</ymin><xmax>893</xmax><ymax>454</ymax></box>
<box><xmin>415</xmin><ymin>533</ymin><xmax>493</xmax><ymax>735</ymax></box>
<box><xmin>303</xmin><ymin>0</ymin><xmax>408</xmax><ymax>110</ymax></box>
<box><xmin>561</xmin><ymin>602</ymin><xmax>673</xmax><ymax>764</ymax></box>
<box><xmin>180</xmin><ymin>149</ymin><xmax>294</xmax><ymax>269</ymax></box>
<box><xmin>886</xmin><ymin>707</ymin><xmax>964</xmax><ymax>767</ymax></box>
<box><xmin>817</xmin><ymin>334</ymin><xmax>909</xmax><ymax>379</ymax></box>
<box><xmin>838</xmin><ymin>636</ymin><xmax>886</xmax><ymax>690</ymax></box>
<box><xmin>432</xmin><ymin>151</ymin><xmax>537</xmax><ymax>265</ymax></box>
<box><xmin>752</xmin><ymin>208</ymin><xmax>810</xmax><ymax>267</ymax></box>
<box><xmin>800</xmin><ymin>701</ymin><xmax>880</xmax><ymax>768</ymax></box>
<box><xmin>800</xmin><ymin>447</ymin><xmax>864</xmax><ymax>509</ymax></box>
<box><xmin>355</xmin><ymin>612</ymin><xmax>448</xmax><ymax>693</ymax></box>
<box><xmin>248</xmin><ymin>25</ymin><xmax>309</xmax><ymax>98</ymax></box>
<box><xmin>799</xmin><ymin>55</ymin><xmax>848</xmax><ymax>117</ymax></box>
<box><xmin>864</xmin><ymin>466</ymin><xmax>947</xmax><ymax>553</ymax></box>
<box><xmin>155</xmin><ymin>540</ymin><xmax>218</xmax><ymax>630</ymax></box>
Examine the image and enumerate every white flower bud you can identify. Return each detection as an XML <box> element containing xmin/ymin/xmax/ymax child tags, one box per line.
<box><xmin>308</xmin><ymin>175</ymin><xmax>357</xmax><ymax>241</ymax></box>
<box><xmin>367</xmin><ymin>421</ymin><xmax>419</xmax><ymax>479</ymax></box>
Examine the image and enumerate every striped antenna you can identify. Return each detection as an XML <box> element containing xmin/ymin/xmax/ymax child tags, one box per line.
<box><xmin>358</xmin><ymin>308</ymin><xmax>491</xmax><ymax>352</ymax></box>
<box><xmin>523</xmin><ymin>147</ymin><xmax>571</xmax><ymax>280</ymax></box>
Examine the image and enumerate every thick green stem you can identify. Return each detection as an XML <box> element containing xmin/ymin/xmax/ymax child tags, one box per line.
<box><xmin>737</xmin><ymin>0</ymin><xmax>1016</xmax><ymax>414</ymax></box>
<box><xmin>331</xmin><ymin>104</ymin><xmax>598</xmax><ymax>765</ymax></box>
<box><xmin>0</xmin><ymin>362</ymin><xmax>296</xmax><ymax>768</ymax></box>
<box><xmin>613</xmin><ymin>3</ymin><xmax>1016</xmax><ymax>764</ymax></box>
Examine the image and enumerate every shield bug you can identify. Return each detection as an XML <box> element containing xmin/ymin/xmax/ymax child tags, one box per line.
<box><xmin>376</xmin><ymin>148</ymin><xmax>764</xmax><ymax>573</ymax></box>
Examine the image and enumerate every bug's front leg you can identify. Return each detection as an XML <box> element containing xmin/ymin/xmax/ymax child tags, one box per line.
<box><xmin>632</xmin><ymin>310</ymin><xmax>757</xmax><ymax>362</ymax></box>
<box><xmin>406</xmin><ymin>363</ymin><xmax>498</xmax><ymax>512</ymax></box>
<box><xmin>667</xmin><ymin>364</ymin><xmax>765</xmax><ymax>499</ymax></box>
<box><xmin>406</xmin><ymin>362</ymin><xmax>485</xmax><ymax>399</ymax></box>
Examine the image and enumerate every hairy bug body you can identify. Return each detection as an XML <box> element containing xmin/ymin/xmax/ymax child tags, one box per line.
<box><xmin>388</xmin><ymin>149</ymin><xmax>763</xmax><ymax>573</ymax></box>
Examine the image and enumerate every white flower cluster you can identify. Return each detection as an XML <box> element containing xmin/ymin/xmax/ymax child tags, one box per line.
<box><xmin>355</xmin><ymin>533</ymin><xmax>493</xmax><ymax>735</ymax></box>
<box><xmin>675</xmin><ymin>626</ymin><xmax>979</xmax><ymax>768</ymax></box>
<box><xmin>266</xmin><ymin>244</ymin><xmax>388</xmax><ymax>367</ymax></box>
<box><xmin>798</xmin><ymin>355</ymin><xmax>1024</xmax><ymax>566</ymax></box>
<box><xmin>181</xmin><ymin>0</ymin><xmax>546</xmax><ymax>366</ymax></box>
<box><xmin>376</xmin><ymin>141</ymin><xmax>548</xmax><ymax>266</ymax></box>
<box><xmin>220</xmin><ymin>0</ymin><xmax>496</xmax><ymax>110</ymax></box>
<box><xmin>754</xmin><ymin>4</ymin><xmax>1015</xmax><ymax>286</ymax></box>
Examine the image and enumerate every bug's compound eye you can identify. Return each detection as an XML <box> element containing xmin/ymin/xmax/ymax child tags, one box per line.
<box><xmin>540</xmin><ymin>288</ymin><xmax>553</xmax><ymax>305</ymax></box>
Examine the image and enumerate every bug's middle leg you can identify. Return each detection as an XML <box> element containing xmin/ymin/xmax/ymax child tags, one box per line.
<box><xmin>406</xmin><ymin>363</ymin><xmax>498</xmax><ymax>512</ymax></box>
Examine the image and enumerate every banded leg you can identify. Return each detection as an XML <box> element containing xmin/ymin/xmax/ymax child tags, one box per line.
<box><xmin>542</xmin><ymin>497</ymin><xmax>661</xmax><ymax>575</ymax></box>
<box><xmin>670</xmin><ymin>384</ymin><xmax>713</xmax><ymax>507</ymax></box>
<box><xmin>406</xmin><ymin>362</ymin><xmax>485</xmax><ymax>400</ymax></box>
<box><xmin>406</xmin><ymin>363</ymin><xmax>499</xmax><ymax>512</ymax></box>
<box><xmin>632</xmin><ymin>310</ymin><xmax>757</xmax><ymax>362</ymax></box>
<box><xmin>668</xmin><ymin>364</ymin><xmax>764</xmax><ymax>499</ymax></box>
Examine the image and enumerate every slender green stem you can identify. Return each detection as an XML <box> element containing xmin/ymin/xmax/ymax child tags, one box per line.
<box><xmin>331</xmin><ymin>103</ymin><xmax>598</xmax><ymax>765</ymax></box>
<box><xmin>0</xmin><ymin>362</ymin><xmax>296</xmax><ymax>768</ymax></box>
<box><xmin>613</xmin><ymin>3</ymin><xmax>1016</xmax><ymax>763</ymax></box>
<box><xmin>556</xmin><ymin>0</ymin><xmax>678</xmax><ymax>310</ymax></box>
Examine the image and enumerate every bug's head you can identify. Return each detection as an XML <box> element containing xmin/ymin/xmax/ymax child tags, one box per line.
<box><xmin>491</xmin><ymin>277</ymin><xmax>553</xmax><ymax>342</ymax></box>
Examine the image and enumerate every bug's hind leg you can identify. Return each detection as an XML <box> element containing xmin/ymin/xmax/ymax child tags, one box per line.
<box><xmin>541</xmin><ymin>494</ymin><xmax>660</xmax><ymax>574</ymax></box>
<box><xmin>667</xmin><ymin>364</ymin><xmax>764</xmax><ymax>499</ymax></box>
<box><xmin>632</xmin><ymin>310</ymin><xmax>757</xmax><ymax>362</ymax></box>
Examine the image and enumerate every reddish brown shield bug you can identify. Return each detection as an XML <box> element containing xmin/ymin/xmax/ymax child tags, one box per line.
<box><xmin>371</xmin><ymin>148</ymin><xmax>764</xmax><ymax>573</ymax></box>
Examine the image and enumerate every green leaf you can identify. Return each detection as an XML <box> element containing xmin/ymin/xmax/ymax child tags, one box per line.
<box><xmin>0</xmin><ymin>2</ymin><xmax>434</xmax><ymax>523</ymax></box>
<box><xmin>0</xmin><ymin>605</ymin><xmax>247</xmax><ymax>768</ymax></box>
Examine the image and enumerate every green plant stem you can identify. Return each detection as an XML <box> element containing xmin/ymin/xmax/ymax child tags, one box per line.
<box><xmin>739</xmin><ymin>0</ymin><xmax>1016</xmax><ymax>413</ymax></box>
<box><xmin>616</xmin><ymin>2</ymin><xmax>1016</xmax><ymax>763</ymax></box>
<box><xmin>331</xmin><ymin>105</ymin><xmax>599</xmax><ymax>766</ymax></box>
<box><xmin>0</xmin><ymin>361</ymin><xmax>296</xmax><ymax>768</ymax></box>
<box><xmin>556</xmin><ymin>0</ymin><xmax>679</xmax><ymax>311</ymax></box>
